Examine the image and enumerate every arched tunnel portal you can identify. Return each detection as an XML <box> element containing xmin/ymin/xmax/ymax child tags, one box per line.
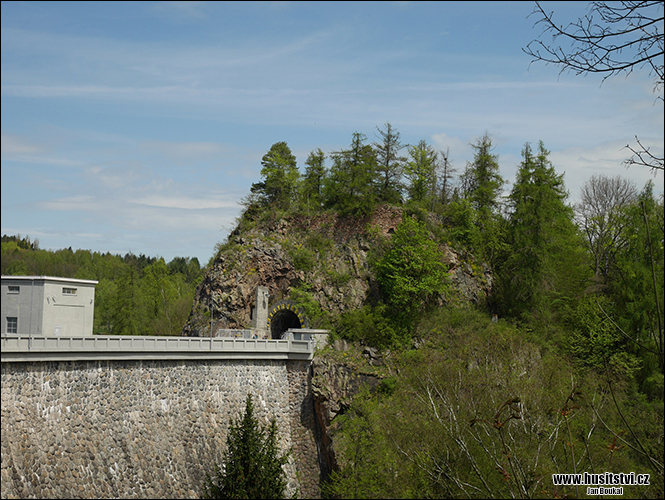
<box><xmin>268</xmin><ymin>300</ymin><xmax>308</xmax><ymax>339</ymax></box>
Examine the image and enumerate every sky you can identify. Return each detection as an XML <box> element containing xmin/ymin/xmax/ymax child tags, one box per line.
<box><xmin>2</xmin><ymin>1</ymin><xmax>663</xmax><ymax>265</ymax></box>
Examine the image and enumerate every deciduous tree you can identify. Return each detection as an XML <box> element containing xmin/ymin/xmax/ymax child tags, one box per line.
<box><xmin>251</xmin><ymin>142</ymin><xmax>300</xmax><ymax>209</ymax></box>
<box><xmin>575</xmin><ymin>174</ymin><xmax>637</xmax><ymax>283</ymax></box>
<box><xmin>608</xmin><ymin>181</ymin><xmax>664</xmax><ymax>375</ymax></box>
<box><xmin>376</xmin><ymin>215</ymin><xmax>449</xmax><ymax>331</ymax></box>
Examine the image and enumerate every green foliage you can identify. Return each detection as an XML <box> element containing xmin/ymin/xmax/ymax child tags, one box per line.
<box><xmin>1</xmin><ymin>237</ymin><xmax>203</xmax><ymax>336</ymax></box>
<box><xmin>285</xmin><ymin>242</ymin><xmax>316</xmax><ymax>272</ymax></box>
<box><xmin>375</xmin><ymin>215</ymin><xmax>449</xmax><ymax>330</ymax></box>
<box><xmin>304</xmin><ymin>232</ymin><xmax>333</xmax><ymax>258</ymax></box>
<box><xmin>565</xmin><ymin>294</ymin><xmax>641</xmax><ymax>377</ymax></box>
<box><xmin>289</xmin><ymin>284</ymin><xmax>333</xmax><ymax>330</ymax></box>
<box><xmin>454</xmin><ymin>134</ymin><xmax>507</xmax><ymax>265</ymax></box>
<box><xmin>322</xmin><ymin>388</ymin><xmax>411</xmax><ymax>499</ymax></box>
<box><xmin>442</xmin><ymin>197</ymin><xmax>480</xmax><ymax>250</ymax></box>
<box><xmin>1</xmin><ymin>233</ymin><xmax>39</xmax><ymax>250</ymax></box>
<box><xmin>251</xmin><ymin>141</ymin><xmax>300</xmax><ymax>210</ymax></box>
<box><xmin>575</xmin><ymin>174</ymin><xmax>638</xmax><ymax>281</ymax></box>
<box><xmin>334</xmin><ymin>304</ymin><xmax>406</xmax><ymax>349</ymax></box>
<box><xmin>323</xmin><ymin>132</ymin><xmax>379</xmax><ymax>216</ymax></box>
<box><xmin>301</xmin><ymin>148</ymin><xmax>327</xmax><ymax>211</ymax></box>
<box><xmin>497</xmin><ymin>141</ymin><xmax>588</xmax><ymax>318</ymax></box>
<box><xmin>376</xmin><ymin>375</ymin><xmax>398</xmax><ymax>396</ymax></box>
<box><xmin>203</xmin><ymin>394</ymin><xmax>291</xmax><ymax>499</ymax></box>
<box><xmin>111</xmin><ymin>266</ymin><xmax>141</xmax><ymax>336</ymax></box>
<box><xmin>404</xmin><ymin>139</ymin><xmax>438</xmax><ymax>205</ymax></box>
<box><xmin>460</xmin><ymin>132</ymin><xmax>504</xmax><ymax>215</ymax></box>
<box><xmin>324</xmin><ymin>307</ymin><xmax>665</xmax><ymax>499</ymax></box>
<box><xmin>607</xmin><ymin>182</ymin><xmax>664</xmax><ymax>376</ymax></box>
<box><xmin>372</xmin><ymin>122</ymin><xmax>406</xmax><ymax>204</ymax></box>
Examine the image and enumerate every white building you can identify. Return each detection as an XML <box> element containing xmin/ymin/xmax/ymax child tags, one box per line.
<box><xmin>1</xmin><ymin>276</ymin><xmax>98</xmax><ymax>337</ymax></box>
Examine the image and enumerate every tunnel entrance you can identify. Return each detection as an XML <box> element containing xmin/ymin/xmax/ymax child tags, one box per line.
<box><xmin>270</xmin><ymin>309</ymin><xmax>302</xmax><ymax>339</ymax></box>
<box><xmin>268</xmin><ymin>300</ymin><xmax>308</xmax><ymax>339</ymax></box>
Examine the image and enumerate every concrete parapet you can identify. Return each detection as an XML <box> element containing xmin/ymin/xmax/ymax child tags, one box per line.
<box><xmin>1</xmin><ymin>335</ymin><xmax>313</xmax><ymax>363</ymax></box>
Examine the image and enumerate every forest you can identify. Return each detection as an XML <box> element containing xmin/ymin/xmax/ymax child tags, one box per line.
<box><xmin>3</xmin><ymin>123</ymin><xmax>663</xmax><ymax>497</ymax></box>
<box><xmin>1</xmin><ymin>235</ymin><xmax>204</xmax><ymax>337</ymax></box>
<box><xmin>235</xmin><ymin>126</ymin><xmax>663</xmax><ymax>498</ymax></box>
<box><xmin>243</xmin><ymin>127</ymin><xmax>663</xmax><ymax>379</ymax></box>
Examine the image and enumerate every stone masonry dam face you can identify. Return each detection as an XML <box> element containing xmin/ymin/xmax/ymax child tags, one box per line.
<box><xmin>1</xmin><ymin>348</ymin><xmax>321</xmax><ymax>498</ymax></box>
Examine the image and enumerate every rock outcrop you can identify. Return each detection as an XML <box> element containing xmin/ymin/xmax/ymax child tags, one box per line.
<box><xmin>182</xmin><ymin>205</ymin><xmax>492</xmax><ymax>337</ymax></box>
<box><xmin>180</xmin><ymin>204</ymin><xmax>495</xmax><ymax>494</ymax></box>
<box><xmin>310</xmin><ymin>340</ymin><xmax>386</xmax><ymax>480</ymax></box>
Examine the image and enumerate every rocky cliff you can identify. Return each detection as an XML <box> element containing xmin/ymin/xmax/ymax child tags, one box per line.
<box><xmin>181</xmin><ymin>204</ymin><xmax>494</xmax><ymax>495</ymax></box>
<box><xmin>182</xmin><ymin>204</ymin><xmax>492</xmax><ymax>337</ymax></box>
<box><xmin>310</xmin><ymin>339</ymin><xmax>389</xmax><ymax>481</ymax></box>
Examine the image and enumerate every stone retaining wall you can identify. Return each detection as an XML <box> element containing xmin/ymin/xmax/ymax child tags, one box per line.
<box><xmin>1</xmin><ymin>358</ymin><xmax>320</xmax><ymax>498</ymax></box>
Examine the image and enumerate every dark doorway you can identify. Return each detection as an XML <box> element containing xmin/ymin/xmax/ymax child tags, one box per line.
<box><xmin>270</xmin><ymin>309</ymin><xmax>302</xmax><ymax>339</ymax></box>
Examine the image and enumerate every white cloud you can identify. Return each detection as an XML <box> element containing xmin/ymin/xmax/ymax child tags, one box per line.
<box><xmin>550</xmin><ymin>139</ymin><xmax>662</xmax><ymax>202</ymax></box>
<box><xmin>39</xmin><ymin>195</ymin><xmax>97</xmax><ymax>211</ymax></box>
<box><xmin>1</xmin><ymin>133</ymin><xmax>45</xmax><ymax>155</ymax></box>
<box><xmin>139</xmin><ymin>140</ymin><xmax>227</xmax><ymax>158</ymax></box>
<box><xmin>135</xmin><ymin>195</ymin><xmax>237</xmax><ymax>210</ymax></box>
<box><xmin>431</xmin><ymin>132</ymin><xmax>467</xmax><ymax>152</ymax></box>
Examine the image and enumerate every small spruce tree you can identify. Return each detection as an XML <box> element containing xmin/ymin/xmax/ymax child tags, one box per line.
<box><xmin>202</xmin><ymin>394</ymin><xmax>291</xmax><ymax>499</ymax></box>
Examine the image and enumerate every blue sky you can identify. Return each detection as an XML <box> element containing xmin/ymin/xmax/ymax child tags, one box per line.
<box><xmin>2</xmin><ymin>1</ymin><xmax>663</xmax><ymax>264</ymax></box>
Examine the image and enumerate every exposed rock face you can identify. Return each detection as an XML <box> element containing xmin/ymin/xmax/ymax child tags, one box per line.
<box><xmin>180</xmin><ymin>204</ymin><xmax>495</xmax><ymax>492</ymax></box>
<box><xmin>310</xmin><ymin>342</ymin><xmax>384</xmax><ymax>480</ymax></box>
<box><xmin>182</xmin><ymin>205</ymin><xmax>493</xmax><ymax>337</ymax></box>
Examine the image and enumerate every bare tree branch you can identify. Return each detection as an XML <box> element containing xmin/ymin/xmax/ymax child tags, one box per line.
<box><xmin>624</xmin><ymin>135</ymin><xmax>665</xmax><ymax>173</ymax></box>
<box><xmin>524</xmin><ymin>2</ymin><xmax>664</xmax><ymax>173</ymax></box>
<box><xmin>524</xmin><ymin>1</ymin><xmax>664</xmax><ymax>89</ymax></box>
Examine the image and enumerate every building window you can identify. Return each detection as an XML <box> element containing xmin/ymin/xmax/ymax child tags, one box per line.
<box><xmin>62</xmin><ymin>287</ymin><xmax>77</xmax><ymax>295</ymax></box>
<box><xmin>7</xmin><ymin>286</ymin><xmax>20</xmax><ymax>294</ymax></box>
<box><xmin>7</xmin><ymin>317</ymin><xmax>18</xmax><ymax>334</ymax></box>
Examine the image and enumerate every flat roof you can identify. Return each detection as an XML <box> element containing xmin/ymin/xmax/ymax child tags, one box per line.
<box><xmin>1</xmin><ymin>275</ymin><xmax>98</xmax><ymax>285</ymax></box>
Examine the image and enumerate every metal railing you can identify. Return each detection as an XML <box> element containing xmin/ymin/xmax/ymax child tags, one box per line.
<box><xmin>215</xmin><ymin>329</ymin><xmax>254</xmax><ymax>338</ymax></box>
<box><xmin>0</xmin><ymin>335</ymin><xmax>314</xmax><ymax>363</ymax></box>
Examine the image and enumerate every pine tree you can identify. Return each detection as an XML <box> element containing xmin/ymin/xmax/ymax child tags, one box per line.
<box><xmin>458</xmin><ymin>133</ymin><xmax>505</xmax><ymax>264</ymax></box>
<box><xmin>404</xmin><ymin>140</ymin><xmax>438</xmax><ymax>206</ymax></box>
<box><xmin>373</xmin><ymin>122</ymin><xmax>406</xmax><ymax>204</ymax></box>
<box><xmin>323</xmin><ymin>132</ymin><xmax>378</xmax><ymax>216</ymax></box>
<box><xmin>203</xmin><ymin>394</ymin><xmax>291</xmax><ymax>499</ymax></box>
<box><xmin>301</xmin><ymin>148</ymin><xmax>326</xmax><ymax>211</ymax></box>
<box><xmin>499</xmin><ymin>141</ymin><xmax>586</xmax><ymax>318</ymax></box>
<box><xmin>462</xmin><ymin>133</ymin><xmax>504</xmax><ymax>215</ymax></box>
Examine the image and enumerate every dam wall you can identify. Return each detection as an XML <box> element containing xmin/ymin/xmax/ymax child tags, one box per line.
<box><xmin>1</xmin><ymin>336</ymin><xmax>321</xmax><ymax>498</ymax></box>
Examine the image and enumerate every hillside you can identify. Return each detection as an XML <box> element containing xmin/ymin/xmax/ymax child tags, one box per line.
<box><xmin>178</xmin><ymin>148</ymin><xmax>663</xmax><ymax>497</ymax></box>
<box><xmin>313</xmin><ymin>307</ymin><xmax>664</xmax><ymax>499</ymax></box>
<box><xmin>181</xmin><ymin>204</ymin><xmax>492</xmax><ymax>339</ymax></box>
